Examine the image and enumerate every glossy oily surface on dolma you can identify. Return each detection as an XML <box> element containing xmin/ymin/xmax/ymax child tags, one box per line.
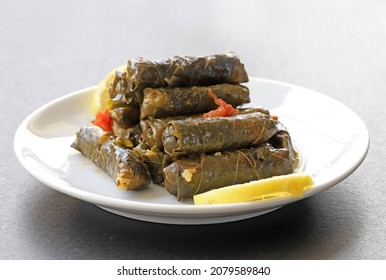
<box><xmin>71</xmin><ymin>125</ymin><xmax>111</xmax><ymax>161</ymax></box>
<box><xmin>140</xmin><ymin>84</ymin><xmax>250</xmax><ymax>119</ymax></box>
<box><xmin>163</xmin><ymin>120</ymin><xmax>298</xmax><ymax>199</ymax></box>
<box><xmin>162</xmin><ymin>112</ymin><xmax>278</xmax><ymax>157</ymax></box>
<box><xmin>109</xmin><ymin>69</ymin><xmax>132</xmax><ymax>104</ymax></box>
<box><xmin>140</xmin><ymin>107</ymin><xmax>271</xmax><ymax>150</ymax></box>
<box><xmin>132</xmin><ymin>144</ymin><xmax>171</xmax><ymax>185</ymax></box>
<box><xmin>140</xmin><ymin>114</ymin><xmax>202</xmax><ymax>149</ymax></box>
<box><xmin>96</xmin><ymin>138</ymin><xmax>151</xmax><ymax>190</ymax></box>
<box><xmin>116</xmin><ymin>124</ymin><xmax>142</xmax><ymax>148</ymax></box>
<box><xmin>110</xmin><ymin>105</ymin><xmax>140</xmax><ymax>131</ymax></box>
<box><xmin>270</xmin><ymin>121</ymin><xmax>298</xmax><ymax>164</ymax></box>
<box><xmin>163</xmin><ymin>143</ymin><xmax>294</xmax><ymax>199</ymax></box>
<box><xmin>126</xmin><ymin>52</ymin><xmax>249</xmax><ymax>93</ymax></box>
<box><xmin>72</xmin><ymin>125</ymin><xmax>151</xmax><ymax>191</ymax></box>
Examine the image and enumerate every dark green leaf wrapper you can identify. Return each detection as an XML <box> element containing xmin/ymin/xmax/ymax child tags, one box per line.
<box><xmin>140</xmin><ymin>83</ymin><xmax>250</xmax><ymax>119</ymax></box>
<box><xmin>162</xmin><ymin>112</ymin><xmax>278</xmax><ymax>157</ymax></box>
<box><xmin>270</xmin><ymin>121</ymin><xmax>298</xmax><ymax>165</ymax></box>
<box><xmin>163</xmin><ymin>143</ymin><xmax>294</xmax><ymax>199</ymax></box>
<box><xmin>115</xmin><ymin>124</ymin><xmax>142</xmax><ymax>148</ymax></box>
<box><xmin>71</xmin><ymin>125</ymin><xmax>151</xmax><ymax>191</ymax></box>
<box><xmin>96</xmin><ymin>139</ymin><xmax>151</xmax><ymax>190</ymax></box>
<box><xmin>126</xmin><ymin>52</ymin><xmax>249</xmax><ymax>94</ymax></box>
<box><xmin>71</xmin><ymin>125</ymin><xmax>111</xmax><ymax>160</ymax></box>
<box><xmin>110</xmin><ymin>105</ymin><xmax>140</xmax><ymax>133</ymax></box>
<box><xmin>140</xmin><ymin>114</ymin><xmax>202</xmax><ymax>150</ymax></box>
<box><xmin>140</xmin><ymin>108</ymin><xmax>270</xmax><ymax>150</ymax></box>
<box><xmin>132</xmin><ymin>144</ymin><xmax>171</xmax><ymax>185</ymax></box>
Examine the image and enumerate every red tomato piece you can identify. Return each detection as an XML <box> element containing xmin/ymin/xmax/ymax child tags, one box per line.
<box><xmin>203</xmin><ymin>89</ymin><xmax>239</xmax><ymax>118</ymax></box>
<box><xmin>93</xmin><ymin>108</ymin><xmax>113</xmax><ymax>132</ymax></box>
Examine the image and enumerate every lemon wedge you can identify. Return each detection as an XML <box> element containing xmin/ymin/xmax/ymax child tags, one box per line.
<box><xmin>193</xmin><ymin>173</ymin><xmax>314</xmax><ymax>205</ymax></box>
<box><xmin>92</xmin><ymin>65</ymin><xmax>126</xmax><ymax>115</ymax></box>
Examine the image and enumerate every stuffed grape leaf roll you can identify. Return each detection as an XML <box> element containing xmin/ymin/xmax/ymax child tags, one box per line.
<box><xmin>270</xmin><ymin>121</ymin><xmax>298</xmax><ymax>165</ymax></box>
<box><xmin>163</xmin><ymin>143</ymin><xmax>294</xmax><ymax>199</ymax></box>
<box><xmin>110</xmin><ymin>105</ymin><xmax>140</xmax><ymax>132</ymax></box>
<box><xmin>109</xmin><ymin>69</ymin><xmax>136</xmax><ymax>105</ymax></box>
<box><xmin>132</xmin><ymin>144</ymin><xmax>171</xmax><ymax>185</ymax></box>
<box><xmin>115</xmin><ymin>124</ymin><xmax>142</xmax><ymax>148</ymax></box>
<box><xmin>140</xmin><ymin>84</ymin><xmax>250</xmax><ymax>119</ymax></box>
<box><xmin>162</xmin><ymin>112</ymin><xmax>278</xmax><ymax>157</ymax></box>
<box><xmin>71</xmin><ymin>124</ymin><xmax>111</xmax><ymax>161</ymax></box>
<box><xmin>140</xmin><ymin>108</ymin><xmax>270</xmax><ymax>150</ymax></box>
<box><xmin>126</xmin><ymin>52</ymin><xmax>248</xmax><ymax>93</ymax></box>
<box><xmin>71</xmin><ymin>125</ymin><xmax>151</xmax><ymax>191</ymax></box>
<box><xmin>140</xmin><ymin>114</ymin><xmax>201</xmax><ymax>150</ymax></box>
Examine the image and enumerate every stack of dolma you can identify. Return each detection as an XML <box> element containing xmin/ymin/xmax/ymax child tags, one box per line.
<box><xmin>71</xmin><ymin>52</ymin><xmax>298</xmax><ymax>200</ymax></box>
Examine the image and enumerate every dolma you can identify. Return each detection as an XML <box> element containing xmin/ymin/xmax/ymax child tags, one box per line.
<box><xmin>116</xmin><ymin>124</ymin><xmax>142</xmax><ymax>148</ymax></box>
<box><xmin>108</xmin><ymin>69</ymin><xmax>144</xmax><ymax>112</ymax></box>
<box><xmin>270</xmin><ymin>121</ymin><xmax>298</xmax><ymax>165</ymax></box>
<box><xmin>132</xmin><ymin>144</ymin><xmax>171</xmax><ymax>185</ymax></box>
<box><xmin>163</xmin><ymin>143</ymin><xmax>294</xmax><ymax>199</ymax></box>
<box><xmin>126</xmin><ymin>52</ymin><xmax>248</xmax><ymax>93</ymax></box>
<box><xmin>140</xmin><ymin>84</ymin><xmax>250</xmax><ymax>119</ymax></box>
<box><xmin>71</xmin><ymin>125</ymin><xmax>151</xmax><ymax>191</ymax></box>
<box><xmin>162</xmin><ymin>112</ymin><xmax>278</xmax><ymax>157</ymax></box>
<box><xmin>141</xmin><ymin>107</ymin><xmax>270</xmax><ymax>150</ymax></box>
<box><xmin>110</xmin><ymin>105</ymin><xmax>140</xmax><ymax>132</ymax></box>
<box><xmin>71</xmin><ymin>125</ymin><xmax>111</xmax><ymax>161</ymax></box>
<box><xmin>140</xmin><ymin>114</ymin><xmax>201</xmax><ymax>150</ymax></box>
<box><xmin>109</xmin><ymin>69</ymin><xmax>135</xmax><ymax>105</ymax></box>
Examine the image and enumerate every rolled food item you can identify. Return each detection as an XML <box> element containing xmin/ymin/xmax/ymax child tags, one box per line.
<box><xmin>109</xmin><ymin>69</ymin><xmax>135</xmax><ymax>105</ymax></box>
<box><xmin>110</xmin><ymin>105</ymin><xmax>140</xmax><ymax>132</ymax></box>
<box><xmin>71</xmin><ymin>124</ymin><xmax>111</xmax><ymax>161</ymax></box>
<box><xmin>115</xmin><ymin>124</ymin><xmax>142</xmax><ymax>148</ymax></box>
<box><xmin>71</xmin><ymin>125</ymin><xmax>151</xmax><ymax>190</ymax></box>
<box><xmin>141</xmin><ymin>107</ymin><xmax>270</xmax><ymax>150</ymax></box>
<box><xmin>163</xmin><ymin>143</ymin><xmax>294</xmax><ymax>199</ymax></box>
<box><xmin>140</xmin><ymin>114</ymin><xmax>201</xmax><ymax>150</ymax></box>
<box><xmin>270</xmin><ymin>120</ymin><xmax>298</xmax><ymax>165</ymax></box>
<box><xmin>109</xmin><ymin>52</ymin><xmax>249</xmax><ymax>107</ymax></box>
<box><xmin>125</xmin><ymin>52</ymin><xmax>248</xmax><ymax>97</ymax></box>
<box><xmin>162</xmin><ymin>112</ymin><xmax>278</xmax><ymax>157</ymax></box>
<box><xmin>132</xmin><ymin>143</ymin><xmax>171</xmax><ymax>185</ymax></box>
<box><xmin>140</xmin><ymin>84</ymin><xmax>250</xmax><ymax>119</ymax></box>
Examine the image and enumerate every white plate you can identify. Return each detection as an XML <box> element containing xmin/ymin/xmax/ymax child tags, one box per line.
<box><xmin>14</xmin><ymin>78</ymin><xmax>369</xmax><ymax>224</ymax></box>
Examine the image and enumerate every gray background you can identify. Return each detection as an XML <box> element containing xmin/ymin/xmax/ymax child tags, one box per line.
<box><xmin>1</xmin><ymin>0</ymin><xmax>384</xmax><ymax>259</ymax></box>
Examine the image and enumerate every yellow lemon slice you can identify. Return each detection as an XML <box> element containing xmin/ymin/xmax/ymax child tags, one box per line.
<box><xmin>92</xmin><ymin>65</ymin><xmax>126</xmax><ymax>115</ymax></box>
<box><xmin>193</xmin><ymin>173</ymin><xmax>314</xmax><ymax>205</ymax></box>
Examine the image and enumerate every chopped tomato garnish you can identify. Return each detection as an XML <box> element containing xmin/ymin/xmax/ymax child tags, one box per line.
<box><xmin>93</xmin><ymin>108</ymin><xmax>113</xmax><ymax>132</ymax></box>
<box><xmin>203</xmin><ymin>89</ymin><xmax>239</xmax><ymax>118</ymax></box>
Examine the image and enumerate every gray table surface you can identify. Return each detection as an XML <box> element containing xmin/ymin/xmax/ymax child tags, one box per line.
<box><xmin>1</xmin><ymin>0</ymin><xmax>384</xmax><ymax>259</ymax></box>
